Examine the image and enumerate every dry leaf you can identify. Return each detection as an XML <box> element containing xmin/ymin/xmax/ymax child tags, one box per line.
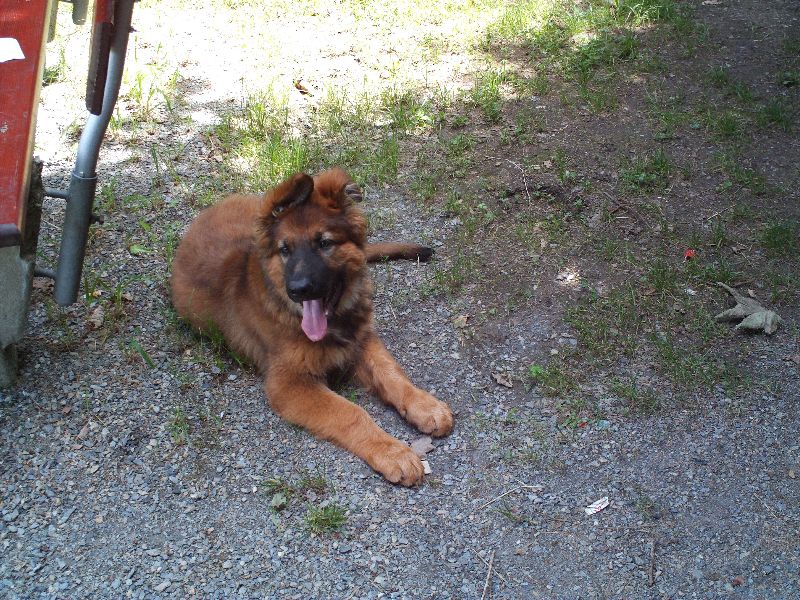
<box><xmin>293</xmin><ymin>79</ymin><xmax>312</xmax><ymax>96</ymax></box>
<box><xmin>452</xmin><ymin>314</ymin><xmax>469</xmax><ymax>328</ymax></box>
<box><xmin>77</xmin><ymin>423</ymin><xmax>90</xmax><ymax>440</ymax></box>
<box><xmin>32</xmin><ymin>278</ymin><xmax>53</xmax><ymax>291</ymax></box>
<box><xmin>716</xmin><ymin>283</ymin><xmax>782</xmax><ymax>335</ymax></box>
<box><xmin>87</xmin><ymin>305</ymin><xmax>105</xmax><ymax>329</ymax></box>
<box><xmin>492</xmin><ymin>372</ymin><xmax>513</xmax><ymax>388</ymax></box>
<box><xmin>410</xmin><ymin>435</ymin><xmax>434</xmax><ymax>457</ymax></box>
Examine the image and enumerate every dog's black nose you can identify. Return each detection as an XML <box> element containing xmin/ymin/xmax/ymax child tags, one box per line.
<box><xmin>287</xmin><ymin>276</ymin><xmax>316</xmax><ymax>301</ymax></box>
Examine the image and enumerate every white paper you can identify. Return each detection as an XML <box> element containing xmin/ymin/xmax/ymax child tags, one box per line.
<box><xmin>0</xmin><ymin>38</ymin><xmax>25</xmax><ymax>63</ymax></box>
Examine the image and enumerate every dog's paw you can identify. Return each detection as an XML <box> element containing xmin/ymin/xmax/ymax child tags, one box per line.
<box><xmin>365</xmin><ymin>438</ymin><xmax>424</xmax><ymax>487</ymax></box>
<box><xmin>404</xmin><ymin>391</ymin><xmax>454</xmax><ymax>438</ymax></box>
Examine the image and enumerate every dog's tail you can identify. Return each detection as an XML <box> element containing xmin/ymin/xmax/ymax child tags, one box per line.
<box><xmin>365</xmin><ymin>242</ymin><xmax>433</xmax><ymax>263</ymax></box>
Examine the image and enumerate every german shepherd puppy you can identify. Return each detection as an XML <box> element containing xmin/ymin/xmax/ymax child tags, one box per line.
<box><xmin>171</xmin><ymin>168</ymin><xmax>453</xmax><ymax>486</ymax></box>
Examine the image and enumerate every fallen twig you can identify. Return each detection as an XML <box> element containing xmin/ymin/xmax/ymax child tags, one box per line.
<box><xmin>481</xmin><ymin>549</ymin><xmax>495</xmax><ymax>600</ymax></box>
<box><xmin>477</xmin><ymin>551</ymin><xmax>509</xmax><ymax>587</ymax></box>
<box><xmin>474</xmin><ymin>484</ymin><xmax>543</xmax><ymax>513</ymax></box>
<box><xmin>648</xmin><ymin>538</ymin><xmax>656</xmax><ymax>587</ymax></box>
<box><xmin>505</xmin><ymin>159</ymin><xmax>532</xmax><ymax>205</ymax></box>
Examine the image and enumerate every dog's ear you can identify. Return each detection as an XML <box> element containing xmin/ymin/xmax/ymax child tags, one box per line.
<box><xmin>262</xmin><ymin>172</ymin><xmax>314</xmax><ymax>219</ymax></box>
<box><xmin>313</xmin><ymin>168</ymin><xmax>362</xmax><ymax>211</ymax></box>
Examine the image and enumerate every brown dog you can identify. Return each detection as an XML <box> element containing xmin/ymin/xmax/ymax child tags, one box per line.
<box><xmin>170</xmin><ymin>168</ymin><xmax>453</xmax><ymax>485</ymax></box>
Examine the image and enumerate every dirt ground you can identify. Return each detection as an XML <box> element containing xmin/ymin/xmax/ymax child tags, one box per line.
<box><xmin>1</xmin><ymin>0</ymin><xmax>799</xmax><ymax>598</ymax></box>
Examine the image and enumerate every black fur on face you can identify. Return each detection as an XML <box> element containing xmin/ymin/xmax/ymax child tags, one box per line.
<box><xmin>282</xmin><ymin>236</ymin><xmax>342</xmax><ymax>309</ymax></box>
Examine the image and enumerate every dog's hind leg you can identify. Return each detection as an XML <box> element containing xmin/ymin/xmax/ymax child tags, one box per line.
<box><xmin>264</xmin><ymin>369</ymin><xmax>425</xmax><ymax>486</ymax></box>
<box><xmin>355</xmin><ymin>334</ymin><xmax>454</xmax><ymax>437</ymax></box>
<box><xmin>365</xmin><ymin>243</ymin><xmax>433</xmax><ymax>263</ymax></box>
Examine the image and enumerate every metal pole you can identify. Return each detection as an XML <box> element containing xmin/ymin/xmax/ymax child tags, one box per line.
<box><xmin>54</xmin><ymin>0</ymin><xmax>135</xmax><ymax>306</ymax></box>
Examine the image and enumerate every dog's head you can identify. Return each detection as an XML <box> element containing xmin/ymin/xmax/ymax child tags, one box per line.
<box><xmin>257</xmin><ymin>168</ymin><xmax>368</xmax><ymax>342</ymax></box>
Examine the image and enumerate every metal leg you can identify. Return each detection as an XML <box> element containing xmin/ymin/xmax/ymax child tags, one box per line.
<box><xmin>53</xmin><ymin>0</ymin><xmax>135</xmax><ymax>306</ymax></box>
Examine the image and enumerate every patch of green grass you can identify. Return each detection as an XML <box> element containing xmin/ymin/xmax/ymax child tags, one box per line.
<box><xmin>686</xmin><ymin>260</ymin><xmax>741</xmax><ymax>286</ymax></box>
<box><xmin>760</xmin><ymin>220</ymin><xmax>799</xmax><ymax>257</ymax></box>
<box><xmin>765</xmin><ymin>269</ymin><xmax>800</xmax><ymax>303</ymax></box>
<box><xmin>622</xmin><ymin>149</ymin><xmax>672</xmax><ymax>190</ymax></box>
<box><xmin>380</xmin><ymin>86</ymin><xmax>433</xmax><ymax>132</ymax></box>
<box><xmin>446</xmin><ymin>133</ymin><xmax>474</xmax><ymax>158</ymax></box>
<box><xmin>706</xmin><ymin>110</ymin><xmax>744</xmax><ymax>139</ymax></box>
<box><xmin>633</xmin><ymin>492</ymin><xmax>659</xmax><ymax>520</ymax></box>
<box><xmin>610</xmin><ymin>379</ymin><xmax>660</xmax><ymax>414</ymax></box>
<box><xmin>707</xmin><ymin>66</ymin><xmax>730</xmax><ymax>88</ymax></box>
<box><xmin>706</xmin><ymin>67</ymin><xmax>754</xmax><ymax>102</ymax></box>
<box><xmin>568</xmin><ymin>30</ymin><xmax>638</xmax><ymax>79</ymax></box>
<box><xmin>577</xmin><ymin>80</ymin><xmax>617</xmax><ymax>112</ymax></box>
<box><xmin>485</xmin><ymin>0</ymin><xmax>693</xmax><ymax>116</ymax></box>
<box><xmin>553</xmin><ymin>148</ymin><xmax>577</xmax><ymax>184</ymax></box>
<box><xmin>527</xmin><ymin>361</ymin><xmax>578</xmax><ymax>397</ymax></box>
<box><xmin>646</xmin><ymin>89</ymin><xmax>688</xmax><ymax>138</ymax></box>
<box><xmin>167</xmin><ymin>406</ymin><xmax>190</xmax><ymax>444</ymax></box>
<box><xmin>597</xmin><ymin>238</ymin><xmax>636</xmax><ymax>263</ymax></box>
<box><xmin>264</xmin><ymin>471</ymin><xmax>329</xmax><ymax>513</ymax></box>
<box><xmin>470</xmin><ymin>68</ymin><xmax>507</xmax><ymax>122</ymax></box>
<box><xmin>645</xmin><ymin>259</ymin><xmax>678</xmax><ymax>296</ymax></box>
<box><xmin>43</xmin><ymin>47</ymin><xmax>67</xmax><ymax>86</ymax></box>
<box><xmin>717</xmin><ymin>154</ymin><xmax>767</xmax><ymax>195</ymax></box>
<box><xmin>757</xmin><ymin>99</ymin><xmax>794</xmax><ymax>131</ymax></box>
<box><xmin>305</xmin><ymin>504</ymin><xmax>347</xmax><ymax>534</ymax></box>
<box><xmin>565</xmin><ymin>285</ymin><xmax>641</xmax><ymax>357</ymax></box>
<box><xmin>126</xmin><ymin>336</ymin><xmax>155</xmax><ymax>368</ymax></box>
<box><xmin>516</xmin><ymin>69</ymin><xmax>551</xmax><ymax>97</ymax></box>
<box><xmin>421</xmin><ymin>254</ymin><xmax>476</xmax><ymax>297</ymax></box>
<box><xmin>779</xmin><ymin>70</ymin><xmax>799</xmax><ymax>88</ymax></box>
<box><xmin>410</xmin><ymin>170</ymin><xmax>438</xmax><ymax>203</ymax></box>
<box><xmin>652</xmin><ymin>334</ymin><xmax>719</xmax><ymax>387</ymax></box>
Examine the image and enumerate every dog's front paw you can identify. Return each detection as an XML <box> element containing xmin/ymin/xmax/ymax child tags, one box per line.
<box><xmin>404</xmin><ymin>391</ymin><xmax>454</xmax><ymax>437</ymax></box>
<box><xmin>365</xmin><ymin>438</ymin><xmax>424</xmax><ymax>486</ymax></box>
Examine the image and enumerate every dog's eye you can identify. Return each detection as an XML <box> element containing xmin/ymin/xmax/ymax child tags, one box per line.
<box><xmin>279</xmin><ymin>244</ymin><xmax>290</xmax><ymax>257</ymax></box>
<box><xmin>319</xmin><ymin>238</ymin><xmax>335</xmax><ymax>250</ymax></box>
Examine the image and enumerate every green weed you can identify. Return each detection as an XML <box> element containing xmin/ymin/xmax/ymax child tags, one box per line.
<box><xmin>527</xmin><ymin>361</ymin><xmax>578</xmax><ymax>397</ymax></box>
<box><xmin>757</xmin><ymin>99</ymin><xmax>794</xmax><ymax>131</ymax></box>
<box><xmin>305</xmin><ymin>504</ymin><xmax>347</xmax><ymax>534</ymax></box>
<box><xmin>760</xmin><ymin>221</ymin><xmax>799</xmax><ymax>256</ymax></box>
<box><xmin>471</xmin><ymin>68</ymin><xmax>507</xmax><ymax>122</ymax></box>
<box><xmin>718</xmin><ymin>154</ymin><xmax>767</xmax><ymax>195</ymax></box>
<box><xmin>622</xmin><ymin>149</ymin><xmax>671</xmax><ymax>190</ymax></box>
<box><xmin>610</xmin><ymin>379</ymin><xmax>660</xmax><ymax>414</ymax></box>
<box><xmin>168</xmin><ymin>406</ymin><xmax>190</xmax><ymax>444</ymax></box>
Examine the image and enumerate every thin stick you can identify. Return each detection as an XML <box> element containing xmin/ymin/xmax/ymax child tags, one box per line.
<box><xmin>505</xmin><ymin>159</ymin><xmax>532</xmax><ymax>205</ymax></box>
<box><xmin>481</xmin><ymin>549</ymin><xmax>495</xmax><ymax>600</ymax></box>
<box><xmin>477</xmin><ymin>551</ymin><xmax>509</xmax><ymax>586</ymax></box>
<box><xmin>474</xmin><ymin>484</ymin><xmax>542</xmax><ymax>513</ymax></box>
<box><xmin>345</xmin><ymin>586</ymin><xmax>360</xmax><ymax>600</ymax></box>
<box><xmin>648</xmin><ymin>538</ymin><xmax>656</xmax><ymax>587</ymax></box>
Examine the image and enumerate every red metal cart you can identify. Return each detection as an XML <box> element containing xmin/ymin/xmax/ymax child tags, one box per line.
<box><xmin>0</xmin><ymin>0</ymin><xmax>135</xmax><ymax>386</ymax></box>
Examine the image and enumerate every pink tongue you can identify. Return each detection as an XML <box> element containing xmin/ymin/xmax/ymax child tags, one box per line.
<box><xmin>301</xmin><ymin>299</ymin><xmax>327</xmax><ymax>341</ymax></box>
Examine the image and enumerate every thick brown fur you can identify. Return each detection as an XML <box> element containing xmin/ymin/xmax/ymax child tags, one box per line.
<box><xmin>171</xmin><ymin>168</ymin><xmax>452</xmax><ymax>486</ymax></box>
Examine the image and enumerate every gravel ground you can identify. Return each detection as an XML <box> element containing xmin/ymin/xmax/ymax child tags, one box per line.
<box><xmin>2</xmin><ymin>1</ymin><xmax>799</xmax><ymax>598</ymax></box>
